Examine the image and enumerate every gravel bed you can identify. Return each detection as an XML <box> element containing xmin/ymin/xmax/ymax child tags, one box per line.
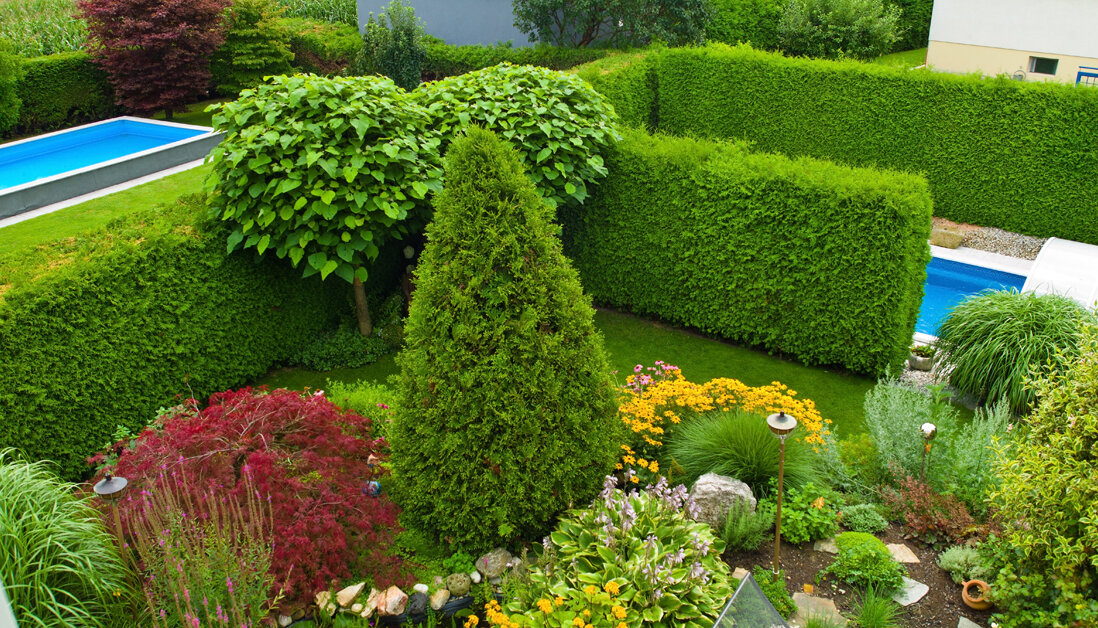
<box><xmin>963</xmin><ymin>226</ymin><xmax>1047</xmax><ymax>260</ymax></box>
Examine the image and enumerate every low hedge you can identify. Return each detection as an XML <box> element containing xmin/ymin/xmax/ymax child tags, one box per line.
<box><xmin>0</xmin><ymin>197</ymin><xmax>346</xmax><ymax>480</ymax></box>
<box><xmin>279</xmin><ymin>16</ymin><xmax>362</xmax><ymax>74</ymax></box>
<box><xmin>422</xmin><ymin>42</ymin><xmax>609</xmax><ymax>81</ymax></box>
<box><xmin>562</xmin><ymin>129</ymin><xmax>932</xmax><ymax>376</ymax></box>
<box><xmin>654</xmin><ymin>45</ymin><xmax>1098</xmax><ymax>243</ymax></box>
<box><xmin>12</xmin><ymin>52</ymin><xmax>116</xmax><ymax>134</ymax></box>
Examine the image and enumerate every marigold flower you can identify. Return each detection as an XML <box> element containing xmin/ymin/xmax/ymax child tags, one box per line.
<box><xmin>604</xmin><ymin>581</ymin><xmax>620</xmax><ymax>595</ymax></box>
<box><xmin>612</xmin><ymin>605</ymin><xmax>627</xmax><ymax>619</ymax></box>
<box><xmin>537</xmin><ymin>599</ymin><xmax>553</xmax><ymax>614</ymax></box>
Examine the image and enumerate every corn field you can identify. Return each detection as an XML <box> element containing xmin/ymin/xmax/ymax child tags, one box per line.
<box><xmin>0</xmin><ymin>0</ymin><xmax>87</xmax><ymax>57</ymax></box>
<box><xmin>274</xmin><ymin>0</ymin><xmax>358</xmax><ymax>27</ymax></box>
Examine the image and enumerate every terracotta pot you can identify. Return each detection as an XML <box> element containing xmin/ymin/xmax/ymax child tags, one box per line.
<box><xmin>908</xmin><ymin>353</ymin><xmax>935</xmax><ymax>371</ymax></box>
<box><xmin>962</xmin><ymin>579</ymin><xmax>992</xmax><ymax>610</ymax></box>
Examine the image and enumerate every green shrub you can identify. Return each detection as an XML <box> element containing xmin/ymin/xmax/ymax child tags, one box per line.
<box><xmin>667</xmin><ymin>409</ymin><xmax>818</xmax><ymax>496</ymax></box>
<box><xmin>297</xmin><ymin>328</ymin><xmax>389</xmax><ymax>370</ymax></box>
<box><xmin>863</xmin><ymin>381</ymin><xmax>958</xmax><ymax>483</ymax></box>
<box><xmin>841</xmin><ymin>503</ymin><xmax>888</xmax><ymax>534</ymax></box>
<box><xmin>0</xmin><ymin>198</ymin><xmax>344</xmax><ymax>479</ymax></box>
<box><xmin>986</xmin><ymin>323</ymin><xmax>1098</xmax><ymax>627</ymax></box>
<box><xmin>652</xmin><ymin>44</ymin><xmax>1098</xmax><ymax>243</ymax></box>
<box><xmin>936</xmin><ymin>290</ymin><xmax>1096</xmax><ymax>415</ymax></box>
<box><xmin>706</xmin><ymin>0</ymin><xmax>787</xmax><ymax>49</ymax></box>
<box><xmin>273</xmin><ymin>0</ymin><xmax>356</xmax><ymax>26</ymax></box>
<box><xmin>936</xmin><ymin>544</ymin><xmax>990</xmax><ymax>585</ymax></box>
<box><xmin>849</xmin><ymin>585</ymin><xmax>902</xmax><ymax>627</ymax></box>
<box><xmin>778</xmin><ymin>0</ymin><xmax>900</xmax><ymax>60</ymax></box>
<box><xmin>758</xmin><ymin>482</ymin><xmax>838</xmax><ymax>544</ymax></box>
<box><xmin>279</xmin><ymin>16</ymin><xmax>362</xmax><ymax>73</ymax></box>
<box><xmin>423</xmin><ymin>42</ymin><xmax>608</xmax><ymax>81</ymax></box>
<box><xmin>561</xmin><ymin>129</ymin><xmax>931</xmax><ymax>376</ymax></box>
<box><xmin>512</xmin><ymin>0</ymin><xmax>712</xmax><ymax>48</ymax></box>
<box><xmin>752</xmin><ymin>567</ymin><xmax>797</xmax><ymax>619</ymax></box>
<box><xmin>721</xmin><ymin>500</ymin><xmax>771</xmax><ymax>552</ymax></box>
<box><xmin>821</xmin><ymin>532</ymin><xmax>906</xmax><ymax>594</ymax></box>
<box><xmin>210</xmin><ymin>0</ymin><xmax>295</xmax><ymax>95</ymax></box>
<box><xmin>886</xmin><ymin>0</ymin><xmax>932</xmax><ymax>51</ymax></box>
<box><xmin>571</xmin><ymin>52</ymin><xmax>658</xmax><ymax>130</ymax></box>
<box><xmin>352</xmin><ymin>0</ymin><xmax>426</xmax><ymax>91</ymax></box>
<box><xmin>389</xmin><ymin>127</ymin><xmax>621</xmax><ymax>551</ymax></box>
<box><xmin>941</xmin><ymin>400</ymin><xmax>1013</xmax><ymax>518</ymax></box>
<box><xmin>12</xmin><ymin>52</ymin><xmax>116</xmax><ymax>134</ymax></box>
<box><xmin>414</xmin><ymin>63</ymin><xmax>620</xmax><ymax>210</ymax></box>
<box><xmin>0</xmin><ymin>450</ymin><xmax>139</xmax><ymax>627</ymax></box>
<box><xmin>0</xmin><ymin>41</ymin><xmax>20</xmax><ymax>134</ymax></box>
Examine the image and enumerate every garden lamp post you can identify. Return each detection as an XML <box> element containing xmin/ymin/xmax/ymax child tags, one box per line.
<box><xmin>93</xmin><ymin>472</ymin><xmax>129</xmax><ymax>553</ymax></box>
<box><xmin>767</xmin><ymin>411</ymin><xmax>797</xmax><ymax>575</ymax></box>
<box><xmin>920</xmin><ymin>423</ymin><xmax>937</xmax><ymax>482</ymax></box>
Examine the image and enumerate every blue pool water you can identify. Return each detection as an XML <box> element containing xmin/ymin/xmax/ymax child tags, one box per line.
<box><xmin>917</xmin><ymin>257</ymin><xmax>1027</xmax><ymax>336</ymax></box>
<box><xmin>0</xmin><ymin>119</ymin><xmax>206</xmax><ymax>189</ymax></box>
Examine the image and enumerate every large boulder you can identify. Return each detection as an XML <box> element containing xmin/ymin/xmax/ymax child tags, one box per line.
<box><xmin>689</xmin><ymin>473</ymin><xmax>757</xmax><ymax>530</ymax></box>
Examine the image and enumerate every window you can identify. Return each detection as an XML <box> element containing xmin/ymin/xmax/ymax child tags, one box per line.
<box><xmin>1029</xmin><ymin>56</ymin><xmax>1059</xmax><ymax>75</ymax></box>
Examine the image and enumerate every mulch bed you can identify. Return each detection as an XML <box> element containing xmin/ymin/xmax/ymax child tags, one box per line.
<box><xmin>724</xmin><ymin>524</ymin><xmax>994</xmax><ymax>627</ymax></box>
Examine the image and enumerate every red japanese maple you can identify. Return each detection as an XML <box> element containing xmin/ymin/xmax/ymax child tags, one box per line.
<box><xmin>77</xmin><ymin>0</ymin><xmax>229</xmax><ymax>115</ymax></box>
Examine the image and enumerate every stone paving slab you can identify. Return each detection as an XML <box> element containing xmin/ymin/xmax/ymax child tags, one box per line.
<box><xmin>957</xmin><ymin>617</ymin><xmax>983</xmax><ymax>628</ymax></box>
<box><xmin>886</xmin><ymin>542</ymin><xmax>921</xmax><ymax>563</ymax></box>
<box><xmin>813</xmin><ymin>537</ymin><xmax>838</xmax><ymax>553</ymax></box>
<box><xmin>790</xmin><ymin>592</ymin><xmax>848</xmax><ymax>627</ymax></box>
<box><xmin>892</xmin><ymin>577</ymin><xmax>929</xmax><ymax>607</ymax></box>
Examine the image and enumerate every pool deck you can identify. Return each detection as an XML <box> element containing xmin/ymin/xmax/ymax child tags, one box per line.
<box><xmin>1023</xmin><ymin>238</ymin><xmax>1098</xmax><ymax>308</ymax></box>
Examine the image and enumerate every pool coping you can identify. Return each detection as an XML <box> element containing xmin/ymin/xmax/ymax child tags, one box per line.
<box><xmin>0</xmin><ymin>116</ymin><xmax>222</xmax><ymax>220</ymax></box>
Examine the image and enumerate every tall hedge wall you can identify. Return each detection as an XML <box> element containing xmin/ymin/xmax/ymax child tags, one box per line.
<box><xmin>0</xmin><ymin>198</ymin><xmax>345</xmax><ymax>479</ymax></box>
<box><xmin>562</xmin><ymin>129</ymin><xmax>932</xmax><ymax>376</ymax></box>
<box><xmin>13</xmin><ymin>52</ymin><xmax>116</xmax><ymax>135</ymax></box>
<box><xmin>654</xmin><ymin>45</ymin><xmax>1098</xmax><ymax>243</ymax></box>
<box><xmin>572</xmin><ymin>52</ymin><xmax>658</xmax><ymax>130</ymax></box>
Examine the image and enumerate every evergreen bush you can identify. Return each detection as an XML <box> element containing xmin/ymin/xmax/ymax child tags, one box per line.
<box><xmin>352</xmin><ymin>0</ymin><xmax>426</xmax><ymax>91</ymax></box>
<box><xmin>12</xmin><ymin>52</ymin><xmax>116</xmax><ymax>134</ymax></box>
<box><xmin>0</xmin><ymin>41</ymin><xmax>20</xmax><ymax>134</ymax></box>
<box><xmin>209</xmin><ymin>0</ymin><xmax>294</xmax><ymax>95</ymax></box>
<box><xmin>279</xmin><ymin>16</ymin><xmax>362</xmax><ymax>73</ymax></box>
<box><xmin>389</xmin><ymin>127</ymin><xmax>621</xmax><ymax>551</ymax></box>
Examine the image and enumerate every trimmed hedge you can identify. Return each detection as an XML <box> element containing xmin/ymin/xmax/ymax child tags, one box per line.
<box><xmin>653</xmin><ymin>45</ymin><xmax>1098</xmax><ymax>243</ymax></box>
<box><xmin>562</xmin><ymin>129</ymin><xmax>932</xmax><ymax>376</ymax></box>
<box><xmin>279</xmin><ymin>16</ymin><xmax>362</xmax><ymax>74</ymax></box>
<box><xmin>0</xmin><ymin>197</ymin><xmax>345</xmax><ymax>480</ymax></box>
<box><xmin>572</xmin><ymin>52</ymin><xmax>658</xmax><ymax>130</ymax></box>
<box><xmin>12</xmin><ymin>52</ymin><xmax>116</xmax><ymax>134</ymax></box>
<box><xmin>422</xmin><ymin>42</ymin><xmax>609</xmax><ymax>81</ymax></box>
<box><xmin>0</xmin><ymin>41</ymin><xmax>20</xmax><ymax>134</ymax></box>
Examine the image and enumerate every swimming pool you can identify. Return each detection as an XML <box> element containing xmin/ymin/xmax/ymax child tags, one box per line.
<box><xmin>0</xmin><ymin>117</ymin><xmax>220</xmax><ymax>220</ymax></box>
<box><xmin>917</xmin><ymin>256</ymin><xmax>1027</xmax><ymax>336</ymax></box>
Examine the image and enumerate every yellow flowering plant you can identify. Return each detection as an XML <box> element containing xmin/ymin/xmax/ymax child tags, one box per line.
<box><xmin>617</xmin><ymin>363</ymin><xmax>829</xmax><ymax>484</ymax></box>
<box><xmin>483</xmin><ymin>581</ymin><xmax>636</xmax><ymax>628</ymax></box>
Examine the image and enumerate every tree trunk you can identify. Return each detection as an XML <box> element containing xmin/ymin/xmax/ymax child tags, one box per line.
<box><xmin>163</xmin><ymin>107</ymin><xmax>174</xmax><ymax>120</ymax></box>
<box><xmin>353</xmin><ymin>276</ymin><xmax>372</xmax><ymax>337</ymax></box>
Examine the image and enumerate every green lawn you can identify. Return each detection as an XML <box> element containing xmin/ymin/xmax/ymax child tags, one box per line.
<box><xmin>873</xmin><ymin>47</ymin><xmax>927</xmax><ymax>68</ymax></box>
<box><xmin>0</xmin><ymin>164</ymin><xmax>209</xmax><ymax>258</ymax></box>
<box><xmin>256</xmin><ymin>308</ymin><xmax>880</xmax><ymax>435</ymax></box>
<box><xmin>148</xmin><ymin>98</ymin><xmax>225</xmax><ymax>128</ymax></box>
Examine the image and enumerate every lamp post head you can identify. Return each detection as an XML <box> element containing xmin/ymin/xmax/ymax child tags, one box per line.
<box><xmin>921</xmin><ymin>422</ymin><xmax>938</xmax><ymax>441</ymax></box>
<box><xmin>93</xmin><ymin>472</ymin><xmax>128</xmax><ymax>503</ymax></box>
<box><xmin>767</xmin><ymin>411</ymin><xmax>798</xmax><ymax>437</ymax></box>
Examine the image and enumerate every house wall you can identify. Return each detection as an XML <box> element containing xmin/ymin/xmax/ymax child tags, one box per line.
<box><xmin>357</xmin><ymin>0</ymin><xmax>536</xmax><ymax>46</ymax></box>
<box><xmin>927</xmin><ymin>41</ymin><xmax>1098</xmax><ymax>84</ymax></box>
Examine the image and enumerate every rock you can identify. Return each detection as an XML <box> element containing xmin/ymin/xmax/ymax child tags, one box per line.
<box><xmin>476</xmin><ymin>548</ymin><xmax>512</xmax><ymax>579</ymax></box>
<box><xmin>413</xmin><ymin>583</ymin><xmax>429</xmax><ymax>594</ymax></box>
<box><xmin>930</xmin><ymin>227</ymin><xmax>966</xmax><ymax>249</ymax></box>
<box><xmin>315</xmin><ymin>591</ymin><xmax>337</xmax><ymax>616</ymax></box>
<box><xmin>731</xmin><ymin>567</ymin><xmax>750</xmax><ymax>581</ymax></box>
<box><xmin>277</xmin><ymin>616</ymin><xmax>292</xmax><ymax>627</ymax></box>
<box><xmin>430</xmin><ymin>589</ymin><xmax>451</xmax><ymax>611</ymax></box>
<box><xmin>790</xmin><ymin>593</ymin><xmax>847</xmax><ymax>627</ymax></box>
<box><xmin>886</xmin><ymin>543</ymin><xmax>921</xmax><ymax>563</ymax></box>
<box><xmin>469</xmin><ymin>570</ymin><xmax>482</xmax><ymax>584</ymax></box>
<box><xmin>351</xmin><ymin>603</ymin><xmax>363</xmax><ymax>613</ymax></box>
<box><xmin>892</xmin><ymin>577</ymin><xmax>929</xmax><ymax>607</ymax></box>
<box><xmin>813</xmin><ymin>537</ymin><xmax>839</xmax><ymax>554</ymax></box>
<box><xmin>489</xmin><ymin>576</ymin><xmax>502</xmax><ymax>586</ymax></box>
<box><xmin>359</xmin><ymin>588</ymin><xmax>382</xmax><ymax>619</ymax></box>
<box><xmin>407</xmin><ymin>592</ymin><xmax>429</xmax><ymax>616</ymax></box>
<box><xmin>446</xmin><ymin>572</ymin><xmax>471</xmax><ymax>597</ymax></box>
<box><xmin>337</xmin><ymin>582</ymin><xmax>365</xmax><ymax>607</ymax></box>
<box><xmin>688</xmin><ymin>473</ymin><xmax>756</xmax><ymax>530</ymax></box>
<box><xmin>509</xmin><ymin>557</ymin><xmax>524</xmax><ymax>574</ymax></box>
<box><xmin>376</xmin><ymin>585</ymin><xmax>408</xmax><ymax>616</ymax></box>
<box><xmin>291</xmin><ymin>609</ymin><xmax>305</xmax><ymax>621</ymax></box>
<box><xmin>434</xmin><ymin>576</ymin><xmax>445</xmax><ymax>588</ymax></box>
<box><xmin>957</xmin><ymin>618</ymin><xmax>982</xmax><ymax>628</ymax></box>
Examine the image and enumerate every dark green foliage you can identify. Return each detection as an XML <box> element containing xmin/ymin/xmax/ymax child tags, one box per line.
<box><xmin>209</xmin><ymin>0</ymin><xmax>294</xmax><ymax>95</ymax></box>
<box><xmin>778</xmin><ymin>0</ymin><xmax>901</xmax><ymax>60</ymax></box>
<box><xmin>512</xmin><ymin>0</ymin><xmax>712</xmax><ymax>48</ymax></box>
<box><xmin>840</xmin><ymin>503</ymin><xmax>888</xmax><ymax>534</ymax></box>
<box><xmin>821</xmin><ymin>532</ymin><xmax>906</xmax><ymax>594</ymax></box>
<box><xmin>0</xmin><ymin>41</ymin><xmax>20</xmax><ymax>134</ymax></box>
<box><xmin>667</xmin><ymin>409</ymin><xmax>818</xmax><ymax>496</ymax></box>
<box><xmin>562</xmin><ymin>129</ymin><xmax>931</xmax><ymax>376</ymax></box>
<box><xmin>752</xmin><ymin>567</ymin><xmax>797</xmax><ymax>619</ymax></box>
<box><xmin>936</xmin><ymin>290</ymin><xmax>1096</xmax><ymax>415</ymax></box>
<box><xmin>390</xmin><ymin>127</ymin><xmax>621</xmax><ymax>551</ymax></box>
<box><xmin>572</xmin><ymin>52</ymin><xmax>658</xmax><ymax>130</ymax></box>
<box><xmin>423</xmin><ymin>42</ymin><xmax>609</xmax><ymax>81</ymax></box>
<box><xmin>886</xmin><ymin>0</ymin><xmax>932</xmax><ymax>51</ymax></box>
<box><xmin>297</xmin><ymin>328</ymin><xmax>389</xmax><ymax>371</ymax></box>
<box><xmin>651</xmin><ymin>44</ymin><xmax>1098</xmax><ymax>243</ymax></box>
<box><xmin>0</xmin><ymin>197</ymin><xmax>344</xmax><ymax>480</ymax></box>
<box><xmin>11</xmin><ymin>52</ymin><xmax>116</xmax><ymax>135</ymax></box>
<box><xmin>706</xmin><ymin>0</ymin><xmax>787</xmax><ymax>49</ymax></box>
<box><xmin>721</xmin><ymin>500</ymin><xmax>771</xmax><ymax>552</ymax></box>
<box><xmin>352</xmin><ymin>0</ymin><xmax>426</xmax><ymax>91</ymax></box>
<box><xmin>278</xmin><ymin>17</ymin><xmax>362</xmax><ymax>73</ymax></box>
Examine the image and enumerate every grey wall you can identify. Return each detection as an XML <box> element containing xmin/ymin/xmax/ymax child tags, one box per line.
<box><xmin>357</xmin><ymin>0</ymin><xmax>536</xmax><ymax>47</ymax></box>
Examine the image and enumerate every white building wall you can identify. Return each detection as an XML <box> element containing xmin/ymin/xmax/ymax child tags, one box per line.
<box><xmin>928</xmin><ymin>0</ymin><xmax>1098</xmax><ymax>59</ymax></box>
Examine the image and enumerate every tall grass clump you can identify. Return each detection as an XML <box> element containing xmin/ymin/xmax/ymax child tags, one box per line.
<box><xmin>0</xmin><ymin>0</ymin><xmax>87</xmax><ymax>57</ymax></box>
<box><xmin>273</xmin><ymin>0</ymin><xmax>356</xmax><ymax>26</ymax></box>
<box><xmin>0</xmin><ymin>449</ymin><xmax>137</xmax><ymax>627</ymax></box>
<box><xmin>667</xmin><ymin>409</ymin><xmax>818</xmax><ymax>496</ymax></box>
<box><xmin>936</xmin><ymin>289</ymin><xmax>1096</xmax><ymax>415</ymax></box>
<box><xmin>849</xmin><ymin>585</ymin><xmax>902</xmax><ymax>627</ymax></box>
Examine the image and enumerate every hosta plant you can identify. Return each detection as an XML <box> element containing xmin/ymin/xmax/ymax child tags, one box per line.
<box><xmin>503</xmin><ymin>474</ymin><xmax>733</xmax><ymax>627</ymax></box>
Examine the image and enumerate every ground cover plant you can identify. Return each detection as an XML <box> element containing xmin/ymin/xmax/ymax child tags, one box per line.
<box><xmin>0</xmin><ymin>0</ymin><xmax>87</xmax><ymax>57</ymax></box>
<box><xmin>390</xmin><ymin>128</ymin><xmax>621</xmax><ymax>551</ymax></box>
<box><xmin>0</xmin><ymin>450</ymin><xmax>138</xmax><ymax>627</ymax></box>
